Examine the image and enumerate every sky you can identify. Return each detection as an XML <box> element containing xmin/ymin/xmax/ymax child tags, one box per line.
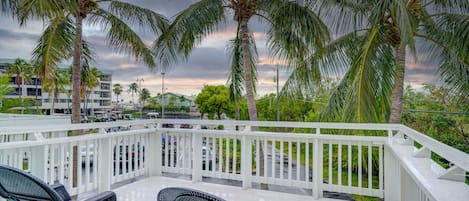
<box><xmin>0</xmin><ymin>0</ymin><xmax>438</xmax><ymax>102</ymax></box>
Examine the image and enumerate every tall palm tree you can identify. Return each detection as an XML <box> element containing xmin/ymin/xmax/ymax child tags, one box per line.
<box><xmin>6</xmin><ymin>58</ymin><xmax>33</xmax><ymax>99</ymax></box>
<box><xmin>155</xmin><ymin>0</ymin><xmax>330</xmax><ymax>123</ymax></box>
<box><xmin>139</xmin><ymin>88</ymin><xmax>151</xmax><ymax>107</ymax></box>
<box><xmin>80</xmin><ymin>66</ymin><xmax>100</xmax><ymax>115</ymax></box>
<box><xmin>11</xmin><ymin>0</ymin><xmax>169</xmax><ymax>124</ymax></box>
<box><xmin>128</xmin><ymin>82</ymin><xmax>139</xmax><ymax>109</ymax></box>
<box><xmin>43</xmin><ymin>68</ymin><xmax>69</xmax><ymax>115</ymax></box>
<box><xmin>288</xmin><ymin>0</ymin><xmax>469</xmax><ymax>123</ymax></box>
<box><xmin>113</xmin><ymin>83</ymin><xmax>123</xmax><ymax>106</ymax></box>
<box><xmin>155</xmin><ymin>0</ymin><xmax>329</xmax><ymax>189</ymax></box>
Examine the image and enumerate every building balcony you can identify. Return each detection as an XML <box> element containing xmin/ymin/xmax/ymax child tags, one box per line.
<box><xmin>0</xmin><ymin>119</ymin><xmax>468</xmax><ymax>201</ymax></box>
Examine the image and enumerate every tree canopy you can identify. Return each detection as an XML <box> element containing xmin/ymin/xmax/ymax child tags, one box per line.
<box><xmin>195</xmin><ymin>85</ymin><xmax>233</xmax><ymax>120</ymax></box>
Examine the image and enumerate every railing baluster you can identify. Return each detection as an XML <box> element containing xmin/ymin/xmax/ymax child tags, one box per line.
<box><xmin>288</xmin><ymin>140</ymin><xmax>292</xmax><ymax>180</ymax></box>
<box><xmin>379</xmin><ymin>144</ymin><xmax>383</xmax><ymax>194</ymax></box>
<box><xmin>348</xmin><ymin>142</ymin><xmax>352</xmax><ymax>187</ymax></box>
<box><xmin>358</xmin><ymin>143</ymin><xmax>362</xmax><ymax>188</ymax></box>
<box><xmin>226</xmin><ymin>136</ymin><xmax>230</xmax><ymax>173</ymax></box>
<box><xmin>211</xmin><ymin>136</ymin><xmax>216</xmax><ymax>173</ymax></box>
<box><xmin>218</xmin><ymin>137</ymin><xmax>223</xmax><ymax>174</ymax></box>
<box><xmin>263</xmin><ymin>137</ymin><xmax>267</xmax><ymax>178</ymax></box>
<box><xmin>305</xmin><ymin>140</ymin><xmax>309</xmax><ymax>182</ymax></box>
<box><xmin>368</xmin><ymin>143</ymin><xmax>372</xmax><ymax>189</ymax></box>
<box><xmin>271</xmin><ymin>139</ymin><xmax>275</xmax><ymax>179</ymax></box>
<box><xmin>233</xmin><ymin>135</ymin><xmax>237</xmax><ymax>175</ymax></box>
<box><xmin>59</xmin><ymin>144</ymin><xmax>65</xmax><ymax>184</ymax></box>
<box><xmin>328</xmin><ymin>143</ymin><xmax>332</xmax><ymax>184</ymax></box>
<box><xmin>280</xmin><ymin>138</ymin><xmax>284</xmax><ymax>180</ymax></box>
<box><xmin>256</xmin><ymin>138</ymin><xmax>260</xmax><ymax>177</ymax></box>
<box><xmin>338</xmin><ymin>142</ymin><xmax>342</xmax><ymax>186</ymax></box>
<box><xmin>297</xmin><ymin>139</ymin><xmax>300</xmax><ymax>181</ymax></box>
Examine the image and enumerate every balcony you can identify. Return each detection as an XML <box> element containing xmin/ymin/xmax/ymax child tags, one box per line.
<box><xmin>0</xmin><ymin>119</ymin><xmax>468</xmax><ymax>201</ymax></box>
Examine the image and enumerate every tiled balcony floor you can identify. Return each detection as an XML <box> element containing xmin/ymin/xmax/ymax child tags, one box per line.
<box><xmin>113</xmin><ymin>176</ymin><xmax>340</xmax><ymax>201</ymax></box>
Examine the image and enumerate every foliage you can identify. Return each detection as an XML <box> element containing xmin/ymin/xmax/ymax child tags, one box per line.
<box><xmin>0</xmin><ymin>98</ymin><xmax>39</xmax><ymax>113</ymax></box>
<box><xmin>139</xmin><ymin>88</ymin><xmax>151</xmax><ymax>106</ymax></box>
<box><xmin>113</xmin><ymin>83</ymin><xmax>123</xmax><ymax>103</ymax></box>
<box><xmin>307</xmin><ymin>0</ymin><xmax>469</xmax><ymax>123</ymax></box>
<box><xmin>195</xmin><ymin>85</ymin><xmax>233</xmax><ymax>120</ymax></box>
<box><xmin>402</xmin><ymin>84</ymin><xmax>469</xmax><ymax>154</ymax></box>
<box><xmin>7</xmin><ymin>0</ymin><xmax>169</xmax><ymax>123</ymax></box>
<box><xmin>0</xmin><ymin>74</ymin><xmax>12</xmax><ymax>103</ymax></box>
<box><xmin>5</xmin><ymin>58</ymin><xmax>33</xmax><ymax>98</ymax></box>
<box><xmin>155</xmin><ymin>0</ymin><xmax>330</xmax><ymax>124</ymax></box>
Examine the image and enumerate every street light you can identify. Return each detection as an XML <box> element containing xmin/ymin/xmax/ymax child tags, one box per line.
<box><xmin>161</xmin><ymin>72</ymin><xmax>165</xmax><ymax>119</ymax></box>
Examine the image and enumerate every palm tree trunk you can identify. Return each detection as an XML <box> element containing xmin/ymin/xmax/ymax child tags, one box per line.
<box><xmin>71</xmin><ymin>1</ymin><xmax>85</xmax><ymax>189</ymax></box>
<box><xmin>240</xmin><ymin>22</ymin><xmax>268</xmax><ymax>189</ymax></box>
<box><xmin>72</xmin><ymin>7</ymin><xmax>83</xmax><ymax>125</ymax></box>
<box><xmin>390</xmin><ymin>46</ymin><xmax>406</xmax><ymax>123</ymax></box>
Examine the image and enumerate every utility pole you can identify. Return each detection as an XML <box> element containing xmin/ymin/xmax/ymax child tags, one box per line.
<box><xmin>161</xmin><ymin>72</ymin><xmax>165</xmax><ymax>119</ymax></box>
<box><xmin>136</xmin><ymin>77</ymin><xmax>144</xmax><ymax>118</ymax></box>
<box><xmin>276</xmin><ymin>66</ymin><xmax>280</xmax><ymax>121</ymax></box>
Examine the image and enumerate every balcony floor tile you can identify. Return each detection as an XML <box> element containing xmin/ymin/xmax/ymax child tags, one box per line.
<box><xmin>114</xmin><ymin>176</ymin><xmax>340</xmax><ymax>201</ymax></box>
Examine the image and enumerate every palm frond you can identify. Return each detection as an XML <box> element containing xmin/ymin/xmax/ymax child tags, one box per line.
<box><xmin>107</xmin><ymin>1</ymin><xmax>169</xmax><ymax>35</ymax></box>
<box><xmin>154</xmin><ymin>0</ymin><xmax>225</xmax><ymax>63</ymax></box>
<box><xmin>15</xmin><ymin>0</ymin><xmax>76</xmax><ymax>26</ymax></box>
<box><xmin>262</xmin><ymin>0</ymin><xmax>330</xmax><ymax>69</ymax></box>
<box><xmin>89</xmin><ymin>8</ymin><xmax>156</xmax><ymax>68</ymax></box>
<box><xmin>321</xmin><ymin>26</ymin><xmax>394</xmax><ymax>123</ymax></box>
<box><xmin>430</xmin><ymin>0</ymin><xmax>469</xmax><ymax>13</ymax></box>
<box><xmin>309</xmin><ymin>0</ymin><xmax>370</xmax><ymax>33</ymax></box>
<box><xmin>32</xmin><ymin>14</ymin><xmax>75</xmax><ymax>85</ymax></box>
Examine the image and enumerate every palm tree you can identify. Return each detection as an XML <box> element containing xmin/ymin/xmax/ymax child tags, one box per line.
<box><xmin>128</xmin><ymin>82</ymin><xmax>139</xmax><ymax>109</ymax></box>
<box><xmin>155</xmin><ymin>0</ymin><xmax>329</xmax><ymax>189</ymax></box>
<box><xmin>11</xmin><ymin>0</ymin><xmax>169</xmax><ymax>124</ymax></box>
<box><xmin>113</xmin><ymin>83</ymin><xmax>123</xmax><ymax>106</ymax></box>
<box><xmin>80</xmin><ymin>66</ymin><xmax>100</xmax><ymax>115</ymax></box>
<box><xmin>156</xmin><ymin>0</ymin><xmax>329</xmax><ymax>121</ymax></box>
<box><xmin>139</xmin><ymin>88</ymin><xmax>151</xmax><ymax>107</ymax></box>
<box><xmin>43</xmin><ymin>69</ymin><xmax>69</xmax><ymax>115</ymax></box>
<box><xmin>6</xmin><ymin>58</ymin><xmax>33</xmax><ymax>99</ymax></box>
<box><xmin>287</xmin><ymin>0</ymin><xmax>469</xmax><ymax>123</ymax></box>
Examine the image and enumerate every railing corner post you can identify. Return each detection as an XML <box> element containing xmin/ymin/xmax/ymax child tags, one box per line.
<box><xmin>97</xmin><ymin>137</ymin><xmax>112</xmax><ymax>192</ymax></box>
<box><xmin>312</xmin><ymin>139</ymin><xmax>323</xmax><ymax>199</ymax></box>
<box><xmin>147</xmin><ymin>130</ymin><xmax>162</xmax><ymax>176</ymax></box>
<box><xmin>384</xmin><ymin>144</ymin><xmax>402</xmax><ymax>201</ymax></box>
<box><xmin>192</xmin><ymin>132</ymin><xmax>202</xmax><ymax>182</ymax></box>
<box><xmin>241</xmin><ymin>135</ymin><xmax>252</xmax><ymax>189</ymax></box>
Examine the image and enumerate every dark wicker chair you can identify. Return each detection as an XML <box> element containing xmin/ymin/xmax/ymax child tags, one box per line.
<box><xmin>157</xmin><ymin>187</ymin><xmax>225</xmax><ymax>201</ymax></box>
<box><xmin>0</xmin><ymin>165</ymin><xmax>116</xmax><ymax>201</ymax></box>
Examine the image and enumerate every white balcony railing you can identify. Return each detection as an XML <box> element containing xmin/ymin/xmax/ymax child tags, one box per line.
<box><xmin>1</xmin><ymin>119</ymin><xmax>468</xmax><ymax>201</ymax></box>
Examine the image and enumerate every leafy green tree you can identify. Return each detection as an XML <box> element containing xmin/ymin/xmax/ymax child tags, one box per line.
<box><xmin>139</xmin><ymin>88</ymin><xmax>151</xmax><ymax>107</ymax></box>
<box><xmin>113</xmin><ymin>83</ymin><xmax>123</xmax><ymax>105</ymax></box>
<box><xmin>402</xmin><ymin>84</ymin><xmax>469</xmax><ymax>154</ymax></box>
<box><xmin>6</xmin><ymin>58</ymin><xmax>32</xmax><ymax>99</ymax></box>
<box><xmin>196</xmin><ymin>85</ymin><xmax>233</xmax><ymax>120</ymax></box>
<box><xmin>155</xmin><ymin>0</ymin><xmax>329</xmax><ymax>123</ymax></box>
<box><xmin>295</xmin><ymin>0</ymin><xmax>469</xmax><ymax>123</ymax></box>
<box><xmin>0</xmin><ymin>74</ymin><xmax>12</xmax><ymax>107</ymax></box>
<box><xmin>8</xmin><ymin>0</ymin><xmax>169</xmax><ymax>124</ymax></box>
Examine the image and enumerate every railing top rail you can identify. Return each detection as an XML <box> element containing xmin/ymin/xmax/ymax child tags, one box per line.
<box><xmin>1</xmin><ymin>119</ymin><xmax>400</xmax><ymax>135</ymax></box>
<box><xmin>398</xmin><ymin>125</ymin><xmax>469</xmax><ymax>172</ymax></box>
<box><xmin>0</xmin><ymin>128</ymin><xmax>156</xmax><ymax>150</ymax></box>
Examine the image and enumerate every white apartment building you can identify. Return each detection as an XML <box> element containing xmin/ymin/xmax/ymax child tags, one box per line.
<box><xmin>0</xmin><ymin>59</ymin><xmax>112</xmax><ymax>114</ymax></box>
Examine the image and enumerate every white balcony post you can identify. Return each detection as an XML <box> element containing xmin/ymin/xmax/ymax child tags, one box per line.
<box><xmin>30</xmin><ymin>132</ymin><xmax>47</xmax><ymax>181</ymax></box>
<box><xmin>241</xmin><ymin>135</ymin><xmax>252</xmax><ymax>189</ymax></box>
<box><xmin>97</xmin><ymin>137</ymin><xmax>112</xmax><ymax>192</ymax></box>
<box><xmin>384</xmin><ymin>144</ymin><xmax>401</xmax><ymax>201</ymax></box>
<box><xmin>30</xmin><ymin>145</ymin><xmax>48</xmax><ymax>181</ymax></box>
<box><xmin>147</xmin><ymin>130</ymin><xmax>162</xmax><ymax>176</ymax></box>
<box><xmin>312</xmin><ymin>139</ymin><xmax>323</xmax><ymax>199</ymax></box>
<box><xmin>192</xmin><ymin>132</ymin><xmax>202</xmax><ymax>182</ymax></box>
